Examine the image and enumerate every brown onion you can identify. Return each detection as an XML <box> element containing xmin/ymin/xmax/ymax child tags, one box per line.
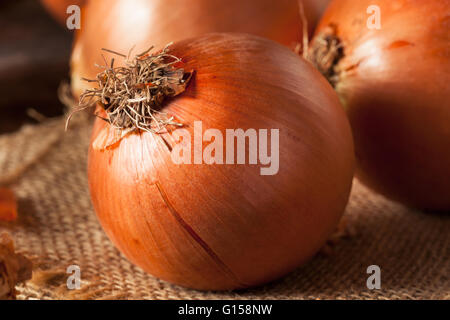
<box><xmin>310</xmin><ymin>0</ymin><xmax>450</xmax><ymax>210</ymax></box>
<box><xmin>70</xmin><ymin>0</ymin><xmax>331</xmax><ymax>99</ymax></box>
<box><xmin>40</xmin><ymin>0</ymin><xmax>86</xmax><ymax>25</ymax></box>
<box><xmin>87</xmin><ymin>33</ymin><xmax>354</xmax><ymax>290</ymax></box>
<box><xmin>303</xmin><ymin>0</ymin><xmax>331</xmax><ymax>35</ymax></box>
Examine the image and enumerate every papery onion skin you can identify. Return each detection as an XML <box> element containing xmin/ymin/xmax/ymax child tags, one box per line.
<box><xmin>40</xmin><ymin>0</ymin><xmax>86</xmax><ymax>25</ymax></box>
<box><xmin>314</xmin><ymin>0</ymin><xmax>450</xmax><ymax>210</ymax></box>
<box><xmin>71</xmin><ymin>0</ymin><xmax>305</xmax><ymax>99</ymax></box>
<box><xmin>88</xmin><ymin>33</ymin><xmax>355</xmax><ymax>290</ymax></box>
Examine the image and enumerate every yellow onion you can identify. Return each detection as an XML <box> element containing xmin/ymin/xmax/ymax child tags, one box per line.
<box><xmin>309</xmin><ymin>0</ymin><xmax>450</xmax><ymax>210</ymax></box>
<box><xmin>87</xmin><ymin>33</ymin><xmax>355</xmax><ymax>290</ymax></box>
<box><xmin>70</xmin><ymin>0</ymin><xmax>332</xmax><ymax>99</ymax></box>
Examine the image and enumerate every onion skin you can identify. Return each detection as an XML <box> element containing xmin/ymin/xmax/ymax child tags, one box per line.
<box><xmin>71</xmin><ymin>0</ymin><xmax>305</xmax><ymax>99</ymax></box>
<box><xmin>40</xmin><ymin>0</ymin><xmax>85</xmax><ymax>25</ymax></box>
<box><xmin>314</xmin><ymin>0</ymin><xmax>450</xmax><ymax>210</ymax></box>
<box><xmin>42</xmin><ymin>0</ymin><xmax>329</xmax><ymax>33</ymax></box>
<box><xmin>88</xmin><ymin>33</ymin><xmax>355</xmax><ymax>290</ymax></box>
<box><xmin>303</xmin><ymin>0</ymin><xmax>331</xmax><ymax>35</ymax></box>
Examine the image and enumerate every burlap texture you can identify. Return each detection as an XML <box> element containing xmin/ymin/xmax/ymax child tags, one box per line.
<box><xmin>0</xmin><ymin>115</ymin><xmax>448</xmax><ymax>300</ymax></box>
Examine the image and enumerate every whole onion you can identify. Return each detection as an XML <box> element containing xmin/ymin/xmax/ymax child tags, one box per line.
<box><xmin>70</xmin><ymin>0</ymin><xmax>331</xmax><ymax>99</ymax></box>
<box><xmin>87</xmin><ymin>33</ymin><xmax>355</xmax><ymax>290</ymax></box>
<box><xmin>309</xmin><ymin>0</ymin><xmax>450</xmax><ymax>210</ymax></box>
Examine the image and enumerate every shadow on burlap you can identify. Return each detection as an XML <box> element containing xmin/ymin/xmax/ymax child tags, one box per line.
<box><xmin>0</xmin><ymin>115</ymin><xmax>448</xmax><ymax>300</ymax></box>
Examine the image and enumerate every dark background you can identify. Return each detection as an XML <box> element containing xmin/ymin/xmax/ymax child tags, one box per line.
<box><xmin>0</xmin><ymin>0</ymin><xmax>72</xmax><ymax>133</ymax></box>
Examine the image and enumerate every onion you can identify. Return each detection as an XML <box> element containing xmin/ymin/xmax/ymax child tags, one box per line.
<box><xmin>40</xmin><ymin>0</ymin><xmax>86</xmax><ymax>25</ymax></box>
<box><xmin>309</xmin><ymin>0</ymin><xmax>450</xmax><ymax>210</ymax></box>
<box><xmin>70</xmin><ymin>0</ymin><xmax>331</xmax><ymax>99</ymax></box>
<box><xmin>87</xmin><ymin>33</ymin><xmax>354</xmax><ymax>290</ymax></box>
<box><xmin>303</xmin><ymin>0</ymin><xmax>331</xmax><ymax>35</ymax></box>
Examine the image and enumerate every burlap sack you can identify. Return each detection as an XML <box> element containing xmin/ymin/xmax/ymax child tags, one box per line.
<box><xmin>0</xmin><ymin>115</ymin><xmax>448</xmax><ymax>300</ymax></box>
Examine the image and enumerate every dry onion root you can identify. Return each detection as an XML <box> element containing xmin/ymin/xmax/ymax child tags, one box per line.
<box><xmin>67</xmin><ymin>44</ymin><xmax>192</xmax><ymax>149</ymax></box>
<box><xmin>84</xmin><ymin>33</ymin><xmax>355</xmax><ymax>290</ymax></box>
<box><xmin>309</xmin><ymin>0</ymin><xmax>450</xmax><ymax>210</ymax></box>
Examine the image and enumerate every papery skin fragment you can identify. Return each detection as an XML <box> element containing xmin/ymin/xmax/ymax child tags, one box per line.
<box><xmin>0</xmin><ymin>233</ymin><xmax>32</xmax><ymax>299</ymax></box>
<box><xmin>0</xmin><ymin>188</ymin><xmax>18</xmax><ymax>222</ymax></box>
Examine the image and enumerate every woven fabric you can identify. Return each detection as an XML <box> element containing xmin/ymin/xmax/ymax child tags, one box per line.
<box><xmin>0</xmin><ymin>115</ymin><xmax>448</xmax><ymax>300</ymax></box>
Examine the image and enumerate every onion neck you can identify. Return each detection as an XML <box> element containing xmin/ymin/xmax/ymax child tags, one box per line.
<box><xmin>307</xmin><ymin>25</ymin><xmax>344</xmax><ymax>88</ymax></box>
